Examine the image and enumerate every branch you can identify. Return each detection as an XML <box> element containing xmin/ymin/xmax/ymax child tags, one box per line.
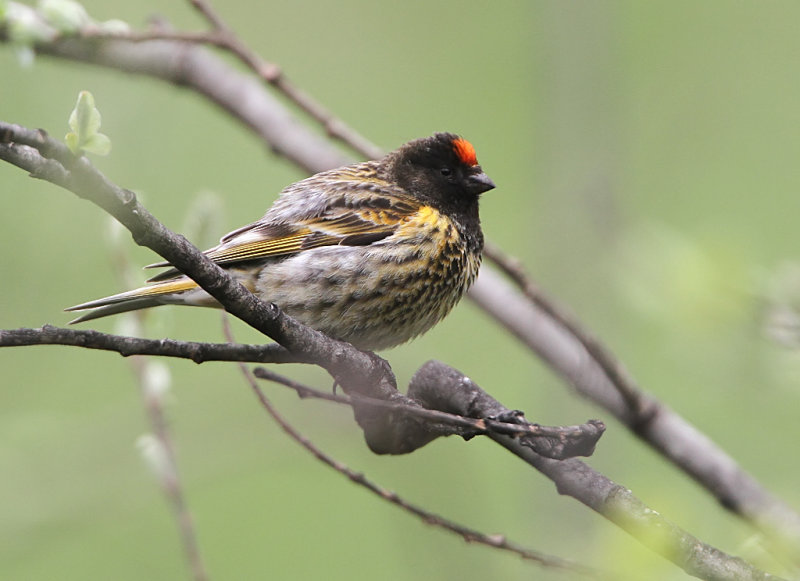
<box><xmin>0</xmin><ymin>323</ymin><xmax>604</xmax><ymax>460</ymax></box>
<box><xmin>473</xmin><ymin>247</ymin><xmax>800</xmax><ymax>560</ymax></box>
<box><xmin>409</xmin><ymin>361</ymin><xmax>786</xmax><ymax>581</ymax></box>
<box><xmin>0</xmin><ymin>325</ymin><xmax>304</xmax><ymax>364</ymax></box>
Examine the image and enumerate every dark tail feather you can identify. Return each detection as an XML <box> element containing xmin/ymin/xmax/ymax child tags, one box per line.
<box><xmin>66</xmin><ymin>297</ymin><xmax>165</xmax><ymax>324</ymax></box>
<box><xmin>65</xmin><ymin>278</ymin><xmax>202</xmax><ymax>324</ymax></box>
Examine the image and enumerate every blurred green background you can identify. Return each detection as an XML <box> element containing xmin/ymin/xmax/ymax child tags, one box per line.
<box><xmin>2</xmin><ymin>1</ymin><xmax>800</xmax><ymax>579</ymax></box>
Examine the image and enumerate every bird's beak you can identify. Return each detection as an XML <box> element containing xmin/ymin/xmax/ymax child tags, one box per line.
<box><xmin>467</xmin><ymin>169</ymin><xmax>496</xmax><ymax>195</ymax></box>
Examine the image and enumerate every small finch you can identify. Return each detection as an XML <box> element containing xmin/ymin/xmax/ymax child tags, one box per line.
<box><xmin>66</xmin><ymin>133</ymin><xmax>495</xmax><ymax>350</ymax></box>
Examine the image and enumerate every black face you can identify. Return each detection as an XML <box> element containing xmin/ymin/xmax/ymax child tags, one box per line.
<box><xmin>388</xmin><ymin>133</ymin><xmax>495</xmax><ymax>212</ymax></box>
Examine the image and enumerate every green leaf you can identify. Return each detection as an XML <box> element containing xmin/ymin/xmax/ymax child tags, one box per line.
<box><xmin>65</xmin><ymin>90</ymin><xmax>112</xmax><ymax>156</ymax></box>
<box><xmin>82</xmin><ymin>133</ymin><xmax>111</xmax><ymax>156</ymax></box>
<box><xmin>64</xmin><ymin>131</ymin><xmax>79</xmax><ymax>153</ymax></box>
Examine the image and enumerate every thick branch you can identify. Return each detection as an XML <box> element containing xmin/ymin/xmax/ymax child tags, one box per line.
<box><xmin>409</xmin><ymin>361</ymin><xmax>786</xmax><ymax>581</ymax></box>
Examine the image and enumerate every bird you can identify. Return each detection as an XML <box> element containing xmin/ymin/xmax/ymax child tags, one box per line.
<box><xmin>66</xmin><ymin>132</ymin><xmax>495</xmax><ymax>350</ymax></box>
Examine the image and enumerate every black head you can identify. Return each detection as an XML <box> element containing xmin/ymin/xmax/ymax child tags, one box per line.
<box><xmin>383</xmin><ymin>133</ymin><xmax>495</xmax><ymax>212</ymax></box>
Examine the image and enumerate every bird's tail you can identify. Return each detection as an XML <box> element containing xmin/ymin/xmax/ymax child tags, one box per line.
<box><xmin>65</xmin><ymin>278</ymin><xmax>204</xmax><ymax>324</ymax></box>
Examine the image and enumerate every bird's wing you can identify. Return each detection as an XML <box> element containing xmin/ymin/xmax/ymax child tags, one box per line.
<box><xmin>145</xmin><ymin>194</ymin><xmax>420</xmax><ymax>282</ymax></box>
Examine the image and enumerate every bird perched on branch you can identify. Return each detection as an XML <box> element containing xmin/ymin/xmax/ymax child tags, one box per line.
<box><xmin>67</xmin><ymin>132</ymin><xmax>495</xmax><ymax>350</ymax></box>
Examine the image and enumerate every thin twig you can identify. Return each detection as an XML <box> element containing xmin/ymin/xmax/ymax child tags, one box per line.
<box><xmin>188</xmin><ymin>0</ymin><xmax>228</xmax><ymax>31</ymax></box>
<box><xmin>0</xmin><ymin>325</ymin><xmax>305</xmax><ymax>364</ymax></box>
<box><xmin>252</xmin><ymin>366</ymin><xmax>350</xmax><ymax>403</ymax></box>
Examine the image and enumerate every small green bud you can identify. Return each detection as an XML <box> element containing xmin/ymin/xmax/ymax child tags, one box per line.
<box><xmin>65</xmin><ymin>90</ymin><xmax>112</xmax><ymax>156</ymax></box>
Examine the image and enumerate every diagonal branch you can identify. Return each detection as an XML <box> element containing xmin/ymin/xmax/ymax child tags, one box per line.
<box><xmin>473</xmin><ymin>247</ymin><xmax>800</xmax><ymax>560</ymax></box>
<box><xmin>409</xmin><ymin>361</ymin><xmax>787</xmax><ymax>581</ymax></box>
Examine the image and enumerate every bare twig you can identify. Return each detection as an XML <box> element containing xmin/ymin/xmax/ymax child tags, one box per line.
<box><xmin>251</xmin><ymin>366</ymin><xmax>349</xmax><ymax>403</ymax></box>
<box><xmin>187</xmin><ymin>0</ymin><xmax>228</xmax><ymax>31</ymax></box>
<box><xmin>0</xmin><ymin>322</ymin><xmax>603</xmax><ymax>459</ymax></box>
<box><xmin>0</xmin><ymin>325</ymin><xmax>304</xmax><ymax>364</ymax></box>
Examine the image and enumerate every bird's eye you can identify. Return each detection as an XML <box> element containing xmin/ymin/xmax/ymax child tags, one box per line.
<box><xmin>440</xmin><ymin>167</ymin><xmax>452</xmax><ymax>177</ymax></box>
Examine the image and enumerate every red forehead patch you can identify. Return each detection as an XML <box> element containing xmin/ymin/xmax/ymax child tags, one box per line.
<box><xmin>452</xmin><ymin>137</ymin><xmax>478</xmax><ymax>166</ymax></box>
